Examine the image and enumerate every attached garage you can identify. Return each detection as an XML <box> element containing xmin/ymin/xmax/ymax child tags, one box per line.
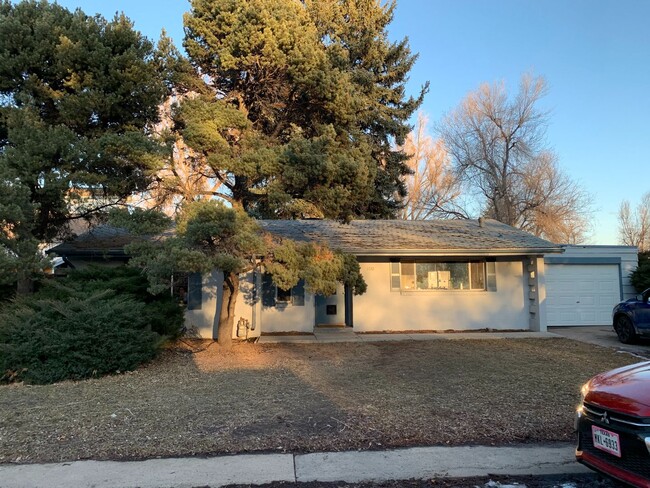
<box><xmin>544</xmin><ymin>246</ymin><xmax>638</xmax><ymax>327</ymax></box>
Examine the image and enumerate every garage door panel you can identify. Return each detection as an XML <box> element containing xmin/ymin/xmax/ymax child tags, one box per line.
<box><xmin>546</xmin><ymin>264</ymin><xmax>620</xmax><ymax>326</ymax></box>
<box><xmin>557</xmin><ymin>296</ymin><xmax>575</xmax><ymax>306</ymax></box>
<box><xmin>578</xmin><ymin>281</ymin><xmax>595</xmax><ymax>292</ymax></box>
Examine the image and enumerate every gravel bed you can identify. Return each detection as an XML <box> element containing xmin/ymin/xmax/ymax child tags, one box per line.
<box><xmin>0</xmin><ymin>338</ymin><xmax>638</xmax><ymax>464</ymax></box>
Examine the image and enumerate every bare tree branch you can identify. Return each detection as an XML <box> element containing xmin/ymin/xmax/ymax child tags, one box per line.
<box><xmin>438</xmin><ymin>73</ymin><xmax>592</xmax><ymax>242</ymax></box>
<box><xmin>618</xmin><ymin>192</ymin><xmax>650</xmax><ymax>251</ymax></box>
<box><xmin>397</xmin><ymin>112</ymin><xmax>467</xmax><ymax>220</ymax></box>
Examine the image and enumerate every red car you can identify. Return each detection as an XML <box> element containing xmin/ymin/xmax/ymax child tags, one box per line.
<box><xmin>576</xmin><ymin>361</ymin><xmax>650</xmax><ymax>487</ymax></box>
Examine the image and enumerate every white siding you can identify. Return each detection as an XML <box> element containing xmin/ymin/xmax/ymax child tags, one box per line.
<box><xmin>184</xmin><ymin>270</ymin><xmax>222</xmax><ymax>339</ymax></box>
<box><xmin>353</xmin><ymin>260</ymin><xmax>529</xmax><ymax>332</ymax></box>
<box><xmin>184</xmin><ymin>270</ymin><xmax>262</xmax><ymax>340</ymax></box>
<box><xmin>260</xmin><ymin>293</ymin><xmax>315</xmax><ymax>333</ymax></box>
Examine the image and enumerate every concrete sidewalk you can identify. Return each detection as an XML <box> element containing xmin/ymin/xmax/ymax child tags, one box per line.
<box><xmin>259</xmin><ymin>328</ymin><xmax>558</xmax><ymax>344</ymax></box>
<box><xmin>0</xmin><ymin>443</ymin><xmax>588</xmax><ymax>488</ymax></box>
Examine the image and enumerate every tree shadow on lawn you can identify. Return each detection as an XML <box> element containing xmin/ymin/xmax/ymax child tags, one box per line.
<box><xmin>0</xmin><ymin>354</ymin><xmax>354</xmax><ymax>463</ymax></box>
<box><xmin>0</xmin><ymin>338</ymin><xmax>639</xmax><ymax>464</ymax></box>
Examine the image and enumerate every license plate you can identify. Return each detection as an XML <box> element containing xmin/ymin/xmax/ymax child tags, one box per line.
<box><xmin>592</xmin><ymin>425</ymin><xmax>621</xmax><ymax>457</ymax></box>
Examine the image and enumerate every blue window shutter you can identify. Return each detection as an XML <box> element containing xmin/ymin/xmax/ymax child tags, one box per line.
<box><xmin>262</xmin><ymin>273</ymin><xmax>276</xmax><ymax>307</ymax></box>
<box><xmin>292</xmin><ymin>279</ymin><xmax>305</xmax><ymax>306</ymax></box>
<box><xmin>187</xmin><ymin>273</ymin><xmax>202</xmax><ymax>310</ymax></box>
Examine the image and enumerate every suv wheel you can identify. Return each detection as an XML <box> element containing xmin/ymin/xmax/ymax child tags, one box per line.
<box><xmin>615</xmin><ymin>315</ymin><xmax>637</xmax><ymax>344</ymax></box>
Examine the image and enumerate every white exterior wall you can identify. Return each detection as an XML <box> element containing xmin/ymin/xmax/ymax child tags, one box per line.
<box><xmin>353</xmin><ymin>260</ymin><xmax>529</xmax><ymax>332</ymax></box>
<box><xmin>184</xmin><ymin>270</ymin><xmax>222</xmax><ymax>339</ymax></box>
<box><xmin>260</xmin><ymin>292</ymin><xmax>316</xmax><ymax>333</ymax></box>
<box><xmin>184</xmin><ymin>270</ymin><xmax>262</xmax><ymax>340</ymax></box>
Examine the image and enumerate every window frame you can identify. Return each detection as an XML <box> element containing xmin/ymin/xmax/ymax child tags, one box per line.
<box><xmin>390</xmin><ymin>260</ymin><xmax>493</xmax><ymax>292</ymax></box>
<box><xmin>275</xmin><ymin>286</ymin><xmax>292</xmax><ymax>303</ymax></box>
<box><xmin>262</xmin><ymin>274</ymin><xmax>306</xmax><ymax>307</ymax></box>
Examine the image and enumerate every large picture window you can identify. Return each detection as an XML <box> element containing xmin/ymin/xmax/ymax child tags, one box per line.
<box><xmin>391</xmin><ymin>261</ymin><xmax>495</xmax><ymax>292</ymax></box>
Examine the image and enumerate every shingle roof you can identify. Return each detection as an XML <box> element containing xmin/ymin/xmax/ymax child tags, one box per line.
<box><xmin>49</xmin><ymin>219</ymin><xmax>562</xmax><ymax>258</ymax></box>
<box><xmin>47</xmin><ymin>225</ymin><xmax>134</xmax><ymax>257</ymax></box>
<box><xmin>258</xmin><ymin>219</ymin><xmax>563</xmax><ymax>256</ymax></box>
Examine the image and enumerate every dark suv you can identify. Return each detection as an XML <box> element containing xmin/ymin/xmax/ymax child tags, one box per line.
<box><xmin>613</xmin><ymin>288</ymin><xmax>650</xmax><ymax>344</ymax></box>
<box><xmin>576</xmin><ymin>361</ymin><xmax>650</xmax><ymax>487</ymax></box>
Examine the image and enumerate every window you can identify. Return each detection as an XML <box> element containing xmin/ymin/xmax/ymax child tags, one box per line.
<box><xmin>187</xmin><ymin>273</ymin><xmax>202</xmax><ymax>310</ymax></box>
<box><xmin>262</xmin><ymin>274</ymin><xmax>305</xmax><ymax>307</ymax></box>
<box><xmin>391</xmin><ymin>261</ymin><xmax>492</xmax><ymax>291</ymax></box>
<box><xmin>276</xmin><ymin>287</ymin><xmax>291</xmax><ymax>302</ymax></box>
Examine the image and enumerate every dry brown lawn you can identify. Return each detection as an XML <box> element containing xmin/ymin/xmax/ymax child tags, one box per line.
<box><xmin>0</xmin><ymin>338</ymin><xmax>639</xmax><ymax>464</ymax></box>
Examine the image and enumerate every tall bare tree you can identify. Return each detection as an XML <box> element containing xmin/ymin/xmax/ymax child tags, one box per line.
<box><xmin>516</xmin><ymin>152</ymin><xmax>592</xmax><ymax>243</ymax></box>
<box><xmin>398</xmin><ymin>113</ymin><xmax>465</xmax><ymax>220</ymax></box>
<box><xmin>438</xmin><ymin>74</ymin><xmax>591</xmax><ymax>242</ymax></box>
<box><xmin>619</xmin><ymin>192</ymin><xmax>650</xmax><ymax>251</ymax></box>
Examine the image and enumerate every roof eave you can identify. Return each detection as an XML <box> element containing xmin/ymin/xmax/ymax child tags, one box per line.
<box><xmin>47</xmin><ymin>249</ymin><xmax>128</xmax><ymax>258</ymax></box>
<box><xmin>349</xmin><ymin>247</ymin><xmax>564</xmax><ymax>257</ymax></box>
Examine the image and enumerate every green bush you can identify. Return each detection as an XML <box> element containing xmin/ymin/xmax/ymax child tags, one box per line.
<box><xmin>0</xmin><ymin>267</ymin><xmax>184</xmax><ymax>384</ymax></box>
<box><xmin>631</xmin><ymin>252</ymin><xmax>650</xmax><ymax>292</ymax></box>
<box><xmin>35</xmin><ymin>266</ymin><xmax>184</xmax><ymax>337</ymax></box>
<box><xmin>143</xmin><ymin>299</ymin><xmax>185</xmax><ymax>337</ymax></box>
<box><xmin>0</xmin><ymin>290</ymin><xmax>162</xmax><ymax>384</ymax></box>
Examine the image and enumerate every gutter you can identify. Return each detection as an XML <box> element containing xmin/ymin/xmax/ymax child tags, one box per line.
<box><xmin>348</xmin><ymin>247</ymin><xmax>565</xmax><ymax>257</ymax></box>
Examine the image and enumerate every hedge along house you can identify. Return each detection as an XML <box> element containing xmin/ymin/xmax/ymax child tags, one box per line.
<box><xmin>48</xmin><ymin>219</ymin><xmax>564</xmax><ymax>340</ymax></box>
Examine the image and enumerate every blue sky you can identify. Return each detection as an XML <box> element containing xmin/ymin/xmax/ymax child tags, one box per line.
<box><xmin>52</xmin><ymin>0</ymin><xmax>650</xmax><ymax>245</ymax></box>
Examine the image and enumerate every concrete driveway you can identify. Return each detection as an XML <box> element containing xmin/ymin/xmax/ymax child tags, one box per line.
<box><xmin>549</xmin><ymin>325</ymin><xmax>650</xmax><ymax>359</ymax></box>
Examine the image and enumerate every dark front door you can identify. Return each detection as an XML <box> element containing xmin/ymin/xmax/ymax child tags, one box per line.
<box><xmin>315</xmin><ymin>284</ymin><xmax>345</xmax><ymax>326</ymax></box>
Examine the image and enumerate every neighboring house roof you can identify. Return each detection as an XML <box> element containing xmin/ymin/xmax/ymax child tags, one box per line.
<box><xmin>258</xmin><ymin>219</ymin><xmax>563</xmax><ymax>257</ymax></box>
<box><xmin>47</xmin><ymin>225</ymin><xmax>134</xmax><ymax>258</ymax></box>
<box><xmin>49</xmin><ymin>218</ymin><xmax>563</xmax><ymax>259</ymax></box>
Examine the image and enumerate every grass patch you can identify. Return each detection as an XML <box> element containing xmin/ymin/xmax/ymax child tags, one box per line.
<box><xmin>0</xmin><ymin>338</ymin><xmax>639</xmax><ymax>463</ymax></box>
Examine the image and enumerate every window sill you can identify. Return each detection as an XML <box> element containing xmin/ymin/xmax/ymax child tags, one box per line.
<box><xmin>396</xmin><ymin>289</ymin><xmax>487</xmax><ymax>295</ymax></box>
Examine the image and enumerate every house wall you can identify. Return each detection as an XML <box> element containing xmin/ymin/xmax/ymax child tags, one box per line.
<box><xmin>261</xmin><ymin>292</ymin><xmax>316</xmax><ymax>333</ymax></box>
<box><xmin>184</xmin><ymin>270</ymin><xmax>262</xmax><ymax>340</ymax></box>
<box><xmin>189</xmin><ymin>256</ymin><xmax>543</xmax><ymax>337</ymax></box>
<box><xmin>353</xmin><ymin>258</ymin><xmax>530</xmax><ymax>332</ymax></box>
<box><xmin>184</xmin><ymin>270</ymin><xmax>223</xmax><ymax>339</ymax></box>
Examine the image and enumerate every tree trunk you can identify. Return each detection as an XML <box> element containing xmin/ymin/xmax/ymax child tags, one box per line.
<box><xmin>16</xmin><ymin>271</ymin><xmax>34</xmax><ymax>296</ymax></box>
<box><xmin>217</xmin><ymin>272</ymin><xmax>239</xmax><ymax>349</ymax></box>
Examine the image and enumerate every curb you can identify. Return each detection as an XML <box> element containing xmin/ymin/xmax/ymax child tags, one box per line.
<box><xmin>0</xmin><ymin>443</ymin><xmax>589</xmax><ymax>488</ymax></box>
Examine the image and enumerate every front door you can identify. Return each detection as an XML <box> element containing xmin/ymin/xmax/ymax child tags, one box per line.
<box><xmin>315</xmin><ymin>284</ymin><xmax>345</xmax><ymax>326</ymax></box>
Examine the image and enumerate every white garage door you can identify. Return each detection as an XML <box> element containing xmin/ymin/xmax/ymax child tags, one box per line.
<box><xmin>545</xmin><ymin>264</ymin><xmax>620</xmax><ymax>326</ymax></box>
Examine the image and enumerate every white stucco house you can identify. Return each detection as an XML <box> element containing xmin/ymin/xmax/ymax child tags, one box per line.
<box><xmin>183</xmin><ymin>218</ymin><xmax>564</xmax><ymax>339</ymax></box>
<box><xmin>49</xmin><ymin>219</ymin><xmax>639</xmax><ymax>340</ymax></box>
